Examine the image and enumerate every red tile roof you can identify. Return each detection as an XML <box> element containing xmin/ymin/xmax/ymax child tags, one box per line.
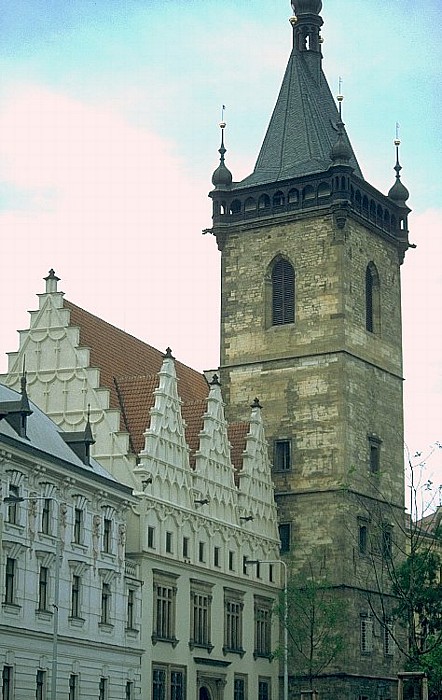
<box><xmin>63</xmin><ymin>300</ymin><xmax>248</xmax><ymax>469</ymax></box>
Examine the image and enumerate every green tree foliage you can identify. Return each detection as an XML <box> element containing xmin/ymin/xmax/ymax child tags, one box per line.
<box><xmin>276</xmin><ymin>560</ymin><xmax>345</xmax><ymax>689</ymax></box>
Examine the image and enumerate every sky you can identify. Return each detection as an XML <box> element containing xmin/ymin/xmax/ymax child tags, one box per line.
<box><xmin>0</xmin><ymin>0</ymin><xmax>441</xmax><ymax>503</ymax></box>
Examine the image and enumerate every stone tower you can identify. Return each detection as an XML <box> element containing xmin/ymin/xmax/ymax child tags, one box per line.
<box><xmin>208</xmin><ymin>2</ymin><xmax>411</xmax><ymax>699</ymax></box>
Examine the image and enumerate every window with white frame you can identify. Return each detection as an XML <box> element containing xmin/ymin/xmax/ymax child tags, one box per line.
<box><xmin>7</xmin><ymin>484</ymin><xmax>20</xmax><ymax>524</ymax></box>
<box><xmin>69</xmin><ymin>674</ymin><xmax>79</xmax><ymax>700</ymax></box>
<box><xmin>36</xmin><ymin>669</ymin><xmax>46</xmax><ymax>700</ymax></box>
<box><xmin>71</xmin><ymin>575</ymin><xmax>81</xmax><ymax>618</ymax></box>
<box><xmin>2</xmin><ymin>666</ymin><xmax>13</xmax><ymax>700</ymax></box>
<box><xmin>384</xmin><ymin>617</ymin><xmax>394</xmax><ymax>656</ymax></box>
<box><xmin>360</xmin><ymin>613</ymin><xmax>373</xmax><ymax>653</ymax></box>
<box><xmin>101</xmin><ymin>582</ymin><xmax>111</xmax><ymax>624</ymax></box>
<box><xmin>38</xmin><ymin>566</ymin><xmax>49</xmax><ymax>611</ymax></box>
<box><xmin>152</xmin><ymin>570</ymin><xmax>178</xmax><ymax>644</ymax></box>
<box><xmin>254</xmin><ymin>596</ymin><xmax>272</xmax><ymax>658</ymax></box>
<box><xmin>152</xmin><ymin>665</ymin><xmax>185</xmax><ymax>700</ymax></box>
<box><xmin>190</xmin><ymin>580</ymin><xmax>213</xmax><ymax>650</ymax></box>
<box><xmin>99</xmin><ymin>677</ymin><xmax>108</xmax><ymax>700</ymax></box>
<box><xmin>41</xmin><ymin>498</ymin><xmax>52</xmax><ymax>535</ymax></box>
<box><xmin>4</xmin><ymin>558</ymin><xmax>16</xmax><ymax>605</ymax></box>
<box><xmin>223</xmin><ymin>588</ymin><xmax>244</xmax><ymax>655</ymax></box>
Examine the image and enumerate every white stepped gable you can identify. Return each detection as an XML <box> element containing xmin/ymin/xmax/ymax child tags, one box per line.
<box><xmin>136</xmin><ymin>350</ymin><xmax>194</xmax><ymax>508</ymax></box>
<box><xmin>0</xmin><ymin>272</ymin><xmax>137</xmax><ymax>488</ymax></box>
<box><xmin>193</xmin><ymin>375</ymin><xmax>239</xmax><ymax>523</ymax></box>
<box><xmin>237</xmin><ymin>399</ymin><xmax>279</xmax><ymax>541</ymax></box>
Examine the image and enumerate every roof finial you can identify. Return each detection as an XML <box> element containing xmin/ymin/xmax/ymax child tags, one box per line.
<box><xmin>209</xmin><ymin>373</ymin><xmax>221</xmax><ymax>386</ymax></box>
<box><xmin>330</xmin><ymin>91</ymin><xmax>351</xmax><ymax>166</ymax></box>
<box><xmin>388</xmin><ymin>125</ymin><xmax>409</xmax><ymax>205</ymax></box>
<box><xmin>163</xmin><ymin>347</ymin><xmax>174</xmax><ymax>359</ymax></box>
<box><xmin>211</xmin><ymin>112</ymin><xmax>233</xmax><ymax>189</ymax></box>
<box><xmin>44</xmin><ymin>268</ymin><xmax>60</xmax><ymax>294</ymax></box>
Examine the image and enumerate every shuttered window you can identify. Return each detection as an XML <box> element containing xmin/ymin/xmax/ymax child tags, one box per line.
<box><xmin>272</xmin><ymin>259</ymin><xmax>295</xmax><ymax>325</ymax></box>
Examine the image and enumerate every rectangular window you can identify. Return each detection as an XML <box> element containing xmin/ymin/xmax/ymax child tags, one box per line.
<box><xmin>71</xmin><ymin>575</ymin><xmax>81</xmax><ymax>618</ymax></box>
<box><xmin>36</xmin><ymin>669</ymin><xmax>46</xmax><ymax>700</ymax></box>
<box><xmin>382</xmin><ymin>525</ymin><xmax>392</xmax><ymax>559</ymax></box>
<box><xmin>101</xmin><ymin>582</ymin><xmax>111</xmax><ymax>624</ymax></box>
<box><xmin>152</xmin><ymin>665</ymin><xmax>185</xmax><ymax>700</ymax></box>
<box><xmin>190</xmin><ymin>581</ymin><xmax>213</xmax><ymax>648</ymax></box>
<box><xmin>258</xmin><ymin>678</ymin><xmax>271</xmax><ymax>700</ymax></box>
<box><xmin>73</xmin><ymin>508</ymin><xmax>83</xmax><ymax>544</ymax></box>
<box><xmin>359</xmin><ymin>524</ymin><xmax>368</xmax><ymax>555</ymax></box>
<box><xmin>99</xmin><ymin>677</ymin><xmax>108</xmax><ymax>700</ymax></box>
<box><xmin>182</xmin><ymin>537</ymin><xmax>189</xmax><ymax>559</ymax></box>
<box><xmin>243</xmin><ymin>556</ymin><xmax>248</xmax><ymax>575</ymax></box>
<box><xmin>125</xmin><ymin>681</ymin><xmax>134</xmax><ymax>700</ymax></box>
<box><xmin>147</xmin><ymin>526</ymin><xmax>155</xmax><ymax>549</ymax></box>
<box><xmin>254</xmin><ymin>597</ymin><xmax>272</xmax><ymax>657</ymax></box>
<box><xmin>214</xmin><ymin>547</ymin><xmax>220</xmax><ymax>567</ymax></box>
<box><xmin>2</xmin><ymin>666</ymin><xmax>13</xmax><ymax>700</ymax></box>
<box><xmin>384</xmin><ymin>617</ymin><xmax>394</xmax><ymax>656</ymax></box>
<box><xmin>4</xmin><ymin>558</ymin><xmax>16</xmax><ymax>604</ymax></box>
<box><xmin>279</xmin><ymin>523</ymin><xmax>291</xmax><ymax>553</ymax></box>
<box><xmin>368</xmin><ymin>436</ymin><xmax>381</xmax><ymax>473</ymax></box>
<box><xmin>166</xmin><ymin>531</ymin><xmax>173</xmax><ymax>554</ymax></box>
<box><xmin>41</xmin><ymin>499</ymin><xmax>51</xmax><ymax>535</ymax></box>
<box><xmin>229</xmin><ymin>551</ymin><xmax>235</xmax><ymax>571</ymax></box>
<box><xmin>38</xmin><ymin>566</ymin><xmax>49</xmax><ymax>611</ymax></box>
<box><xmin>103</xmin><ymin>518</ymin><xmax>112</xmax><ymax>553</ymax></box>
<box><xmin>198</xmin><ymin>541</ymin><xmax>205</xmax><ymax>563</ymax></box>
<box><xmin>274</xmin><ymin>439</ymin><xmax>291</xmax><ymax>471</ymax></box>
<box><xmin>224</xmin><ymin>590</ymin><xmax>244</xmax><ymax>653</ymax></box>
<box><xmin>234</xmin><ymin>676</ymin><xmax>246</xmax><ymax>700</ymax></box>
<box><xmin>7</xmin><ymin>485</ymin><xmax>19</xmax><ymax>524</ymax></box>
<box><xmin>69</xmin><ymin>674</ymin><xmax>78</xmax><ymax>700</ymax></box>
<box><xmin>127</xmin><ymin>588</ymin><xmax>135</xmax><ymax>629</ymax></box>
<box><xmin>360</xmin><ymin>614</ymin><xmax>373</xmax><ymax>653</ymax></box>
<box><xmin>269</xmin><ymin>564</ymin><xmax>274</xmax><ymax>583</ymax></box>
<box><xmin>153</xmin><ymin>571</ymin><xmax>178</xmax><ymax>642</ymax></box>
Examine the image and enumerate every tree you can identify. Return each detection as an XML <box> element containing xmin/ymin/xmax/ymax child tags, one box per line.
<box><xmin>275</xmin><ymin>558</ymin><xmax>345</xmax><ymax>690</ymax></box>
<box><xmin>349</xmin><ymin>445</ymin><xmax>442</xmax><ymax>698</ymax></box>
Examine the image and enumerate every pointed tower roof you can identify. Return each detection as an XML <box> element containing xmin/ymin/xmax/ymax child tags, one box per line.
<box><xmin>239</xmin><ymin>1</ymin><xmax>362</xmax><ymax>187</ymax></box>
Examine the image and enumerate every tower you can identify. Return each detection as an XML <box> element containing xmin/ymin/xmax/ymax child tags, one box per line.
<box><xmin>208</xmin><ymin>2</ymin><xmax>411</xmax><ymax>699</ymax></box>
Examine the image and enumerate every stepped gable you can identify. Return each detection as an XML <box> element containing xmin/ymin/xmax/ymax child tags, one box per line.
<box><xmin>64</xmin><ymin>299</ymin><xmax>209</xmax><ymax>440</ymax></box>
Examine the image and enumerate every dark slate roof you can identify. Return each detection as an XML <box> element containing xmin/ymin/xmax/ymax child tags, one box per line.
<box><xmin>238</xmin><ymin>48</ymin><xmax>362</xmax><ymax>187</ymax></box>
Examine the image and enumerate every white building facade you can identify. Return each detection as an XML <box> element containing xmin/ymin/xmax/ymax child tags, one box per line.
<box><xmin>0</xmin><ymin>383</ymin><xmax>142</xmax><ymax>700</ymax></box>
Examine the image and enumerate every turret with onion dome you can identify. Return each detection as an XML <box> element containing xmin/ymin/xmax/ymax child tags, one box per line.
<box><xmin>211</xmin><ymin>121</ymin><xmax>232</xmax><ymax>189</ymax></box>
<box><xmin>291</xmin><ymin>0</ymin><xmax>322</xmax><ymax>16</ymax></box>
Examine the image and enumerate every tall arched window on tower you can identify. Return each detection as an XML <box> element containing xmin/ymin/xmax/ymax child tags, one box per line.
<box><xmin>365</xmin><ymin>262</ymin><xmax>380</xmax><ymax>334</ymax></box>
<box><xmin>272</xmin><ymin>258</ymin><xmax>295</xmax><ymax>325</ymax></box>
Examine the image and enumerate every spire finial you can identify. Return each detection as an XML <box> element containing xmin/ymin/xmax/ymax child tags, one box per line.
<box><xmin>388</xmin><ymin>126</ymin><xmax>410</xmax><ymax>205</ymax></box>
<box><xmin>330</xmin><ymin>91</ymin><xmax>351</xmax><ymax>166</ymax></box>
<box><xmin>44</xmin><ymin>268</ymin><xmax>60</xmax><ymax>294</ymax></box>
<box><xmin>209</xmin><ymin>373</ymin><xmax>221</xmax><ymax>386</ymax></box>
<box><xmin>251</xmin><ymin>397</ymin><xmax>262</xmax><ymax>410</ymax></box>
<box><xmin>164</xmin><ymin>347</ymin><xmax>174</xmax><ymax>359</ymax></box>
<box><xmin>211</xmin><ymin>113</ymin><xmax>233</xmax><ymax>189</ymax></box>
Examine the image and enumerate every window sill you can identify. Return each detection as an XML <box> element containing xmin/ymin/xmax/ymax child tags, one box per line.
<box><xmin>152</xmin><ymin>634</ymin><xmax>179</xmax><ymax>648</ymax></box>
<box><xmin>36</xmin><ymin>608</ymin><xmax>53</xmax><ymax>621</ymax></box>
<box><xmin>2</xmin><ymin>602</ymin><xmax>21</xmax><ymax>615</ymax></box>
<box><xmin>222</xmin><ymin>646</ymin><xmax>245</xmax><ymax>658</ymax></box>
<box><xmin>189</xmin><ymin>641</ymin><xmax>214</xmax><ymax>653</ymax></box>
<box><xmin>125</xmin><ymin>627</ymin><xmax>139</xmax><ymax>638</ymax></box>
<box><xmin>253</xmin><ymin>651</ymin><xmax>273</xmax><ymax>661</ymax></box>
<box><xmin>68</xmin><ymin>616</ymin><xmax>85</xmax><ymax>628</ymax></box>
<box><xmin>99</xmin><ymin>622</ymin><xmax>114</xmax><ymax>632</ymax></box>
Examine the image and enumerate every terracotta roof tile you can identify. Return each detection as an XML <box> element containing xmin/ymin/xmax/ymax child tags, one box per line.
<box><xmin>63</xmin><ymin>299</ymin><xmax>247</xmax><ymax>471</ymax></box>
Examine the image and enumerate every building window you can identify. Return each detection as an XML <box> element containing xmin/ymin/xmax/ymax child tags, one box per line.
<box><xmin>224</xmin><ymin>589</ymin><xmax>244</xmax><ymax>655</ymax></box>
<box><xmin>229</xmin><ymin>551</ymin><xmax>235</xmax><ymax>571</ymax></box>
<box><xmin>7</xmin><ymin>485</ymin><xmax>19</xmax><ymax>524</ymax></box>
<box><xmin>99</xmin><ymin>677</ymin><xmax>108</xmax><ymax>700</ymax></box>
<box><xmin>258</xmin><ymin>678</ymin><xmax>271</xmax><ymax>700</ymax></box>
<box><xmin>269</xmin><ymin>564</ymin><xmax>274</xmax><ymax>583</ymax></box>
<box><xmin>36</xmin><ymin>669</ymin><xmax>46</xmax><ymax>700</ymax></box>
<box><xmin>147</xmin><ymin>526</ymin><xmax>155</xmax><ymax>549</ymax></box>
<box><xmin>125</xmin><ymin>681</ymin><xmax>134</xmax><ymax>700</ymax></box>
<box><xmin>358</xmin><ymin>524</ymin><xmax>368</xmax><ymax>555</ymax></box>
<box><xmin>41</xmin><ymin>498</ymin><xmax>51</xmax><ymax>535</ymax></box>
<box><xmin>2</xmin><ymin>666</ymin><xmax>13</xmax><ymax>700</ymax></box>
<box><xmin>272</xmin><ymin>258</ymin><xmax>295</xmax><ymax>325</ymax></box>
<box><xmin>365</xmin><ymin>262</ymin><xmax>380</xmax><ymax>333</ymax></box>
<box><xmin>101</xmin><ymin>582</ymin><xmax>111</xmax><ymax>624</ymax></box>
<box><xmin>71</xmin><ymin>575</ymin><xmax>81</xmax><ymax>618</ymax></box>
<box><xmin>254</xmin><ymin>597</ymin><xmax>272</xmax><ymax>657</ymax></box>
<box><xmin>166</xmin><ymin>531</ymin><xmax>173</xmax><ymax>554</ymax></box>
<box><xmin>73</xmin><ymin>508</ymin><xmax>83</xmax><ymax>544</ymax></box>
<box><xmin>182</xmin><ymin>537</ymin><xmax>189</xmax><ymax>559</ymax></box>
<box><xmin>152</xmin><ymin>571</ymin><xmax>178</xmax><ymax>644</ymax></box>
<box><xmin>214</xmin><ymin>547</ymin><xmax>220</xmax><ymax>567</ymax></box>
<box><xmin>368</xmin><ymin>435</ymin><xmax>381</xmax><ymax>473</ymax></box>
<box><xmin>360</xmin><ymin>613</ymin><xmax>373</xmax><ymax>653</ymax></box>
<box><xmin>234</xmin><ymin>676</ymin><xmax>247</xmax><ymax>700</ymax></box>
<box><xmin>152</xmin><ymin>665</ymin><xmax>185</xmax><ymax>700</ymax></box>
<box><xmin>103</xmin><ymin>518</ymin><xmax>112</xmax><ymax>553</ymax></box>
<box><xmin>38</xmin><ymin>566</ymin><xmax>49</xmax><ymax>611</ymax></box>
<box><xmin>382</xmin><ymin>525</ymin><xmax>393</xmax><ymax>559</ymax></box>
<box><xmin>279</xmin><ymin>523</ymin><xmax>291</xmax><ymax>553</ymax></box>
<box><xmin>190</xmin><ymin>580</ymin><xmax>213</xmax><ymax>649</ymax></box>
<box><xmin>384</xmin><ymin>617</ymin><xmax>394</xmax><ymax>656</ymax></box>
<box><xmin>4</xmin><ymin>557</ymin><xmax>16</xmax><ymax>604</ymax></box>
<box><xmin>127</xmin><ymin>588</ymin><xmax>135</xmax><ymax>629</ymax></box>
<box><xmin>69</xmin><ymin>674</ymin><xmax>79</xmax><ymax>700</ymax></box>
<box><xmin>274</xmin><ymin>439</ymin><xmax>291</xmax><ymax>471</ymax></box>
<box><xmin>198</xmin><ymin>541</ymin><xmax>205</xmax><ymax>563</ymax></box>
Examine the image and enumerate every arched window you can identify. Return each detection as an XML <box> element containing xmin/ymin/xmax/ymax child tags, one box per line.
<box><xmin>365</xmin><ymin>262</ymin><xmax>380</xmax><ymax>333</ymax></box>
<box><xmin>272</xmin><ymin>259</ymin><xmax>295</xmax><ymax>325</ymax></box>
